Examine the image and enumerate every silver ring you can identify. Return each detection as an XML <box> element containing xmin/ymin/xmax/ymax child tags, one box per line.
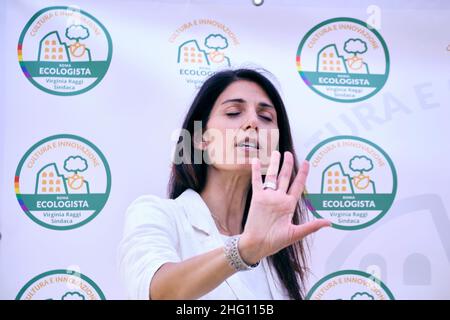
<box><xmin>263</xmin><ymin>181</ymin><xmax>277</xmax><ymax>190</ymax></box>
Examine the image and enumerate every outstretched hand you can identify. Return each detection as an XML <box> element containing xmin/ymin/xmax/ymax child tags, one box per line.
<box><xmin>239</xmin><ymin>151</ymin><xmax>331</xmax><ymax>264</ymax></box>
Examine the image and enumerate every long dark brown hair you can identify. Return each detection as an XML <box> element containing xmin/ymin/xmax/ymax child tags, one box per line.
<box><xmin>168</xmin><ymin>68</ymin><xmax>310</xmax><ymax>299</ymax></box>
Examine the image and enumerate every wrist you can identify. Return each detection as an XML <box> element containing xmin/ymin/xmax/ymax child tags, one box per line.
<box><xmin>238</xmin><ymin>233</ymin><xmax>264</xmax><ymax>265</ymax></box>
<box><xmin>223</xmin><ymin>235</ymin><xmax>259</xmax><ymax>272</ymax></box>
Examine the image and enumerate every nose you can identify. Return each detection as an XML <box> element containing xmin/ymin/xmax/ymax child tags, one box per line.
<box><xmin>242</xmin><ymin>109</ymin><xmax>259</xmax><ymax>132</ymax></box>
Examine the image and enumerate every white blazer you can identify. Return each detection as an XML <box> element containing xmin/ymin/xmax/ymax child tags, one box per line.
<box><xmin>118</xmin><ymin>188</ymin><xmax>291</xmax><ymax>300</ymax></box>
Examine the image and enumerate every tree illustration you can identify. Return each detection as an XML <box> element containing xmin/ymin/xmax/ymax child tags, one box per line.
<box><xmin>344</xmin><ymin>38</ymin><xmax>368</xmax><ymax>56</ymax></box>
<box><xmin>351</xmin><ymin>292</ymin><xmax>374</xmax><ymax>300</ymax></box>
<box><xmin>349</xmin><ymin>155</ymin><xmax>373</xmax><ymax>174</ymax></box>
<box><xmin>204</xmin><ymin>34</ymin><xmax>228</xmax><ymax>52</ymax></box>
<box><xmin>64</xmin><ymin>156</ymin><xmax>88</xmax><ymax>174</ymax></box>
<box><xmin>65</xmin><ymin>25</ymin><xmax>90</xmax><ymax>43</ymax></box>
<box><xmin>62</xmin><ymin>292</ymin><xmax>85</xmax><ymax>300</ymax></box>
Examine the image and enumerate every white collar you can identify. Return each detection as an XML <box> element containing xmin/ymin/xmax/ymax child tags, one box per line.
<box><xmin>176</xmin><ymin>188</ymin><xmax>216</xmax><ymax>235</ymax></box>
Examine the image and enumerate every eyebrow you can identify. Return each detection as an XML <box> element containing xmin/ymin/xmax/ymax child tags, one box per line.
<box><xmin>221</xmin><ymin>98</ymin><xmax>274</xmax><ymax>109</ymax></box>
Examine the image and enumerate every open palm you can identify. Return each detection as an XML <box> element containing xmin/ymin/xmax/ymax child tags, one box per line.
<box><xmin>240</xmin><ymin>151</ymin><xmax>331</xmax><ymax>264</ymax></box>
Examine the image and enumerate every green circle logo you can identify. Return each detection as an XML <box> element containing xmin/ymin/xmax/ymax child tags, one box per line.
<box><xmin>18</xmin><ymin>6</ymin><xmax>113</xmax><ymax>95</ymax></box>
<box><xmin>16</xmin><ymin>269</ymin><xmax>106</xmax><ymax>300</ymax></box>
<box><xmin>305</xmin><ymin>136</ymin><xmax>397</xmax><ymax>230</ymax></box>
<box><xmin>15</xmin><ymin>134</ymin><xmax>111</xmax><ymax>230</ymax></box>
<box><xmin>306</xmin><ymin>270</ymin><xmax>395</xmax><ymax>300</ymax></box>
<box><xmin>170</xmin><ymin>19</ymin><xmax>240</xmax><ymax>89</ymax></box>
<box><xmin>296</xmin><ymin>17</ymin><xmax>389</xmax><ymax>102</ymax></box>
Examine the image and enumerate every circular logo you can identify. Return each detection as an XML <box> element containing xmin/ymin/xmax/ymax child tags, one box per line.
<box><xmin>296</xmin><ymin>17</ymin><xmax>389</xmax><ymax>102</ymax></box>
<box><xmin>18</xmin><ymin>6</ymin><xmax>113</xmax><ymax>95</ymax></box>
<box><xmin>15</xmin><ymin>134</ymin><xmax>111</xmax><ymax>230</ymax></box>
<box><xmin>16</xmin><ymin>269</ymin><xmax>106</xmax><ymax>300</ymax></box>
<box><xmin>306</xmin><ymin>270</ymin><xmax>395</xmax><ymax>300</ymax></box>
<box><xmin>305</xmin><ymin>136</ymin><xmax>397</xmax><ymax>230</ymax></box>
<box><xmin>169</xmin><ymin>19</ymin><xmax>240</xmax><ymax>88</ymax></box>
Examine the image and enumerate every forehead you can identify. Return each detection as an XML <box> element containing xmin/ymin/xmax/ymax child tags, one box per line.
<box><xmin>216</xmin><ymin>80</ymin><xmax>272</xmax><ymax>103</ymax></box>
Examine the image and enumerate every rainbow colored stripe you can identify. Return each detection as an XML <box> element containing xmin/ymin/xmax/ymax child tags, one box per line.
<box><xmin>14</xmin><ymin>176</ymin><xmax>29</xmax><ymax>212</ymax></box>
<box><xmin>296</xmin><ymin>55</ymin><xmax>312</xmax><ymax>86</ymax></box>
<box><xmin>17</xmin><ymin>43</ymin><xmax>31</xmax><ymax>78</ymax></box>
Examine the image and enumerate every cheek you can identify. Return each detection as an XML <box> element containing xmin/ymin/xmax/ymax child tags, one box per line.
<box><xmin>260</xmin><ymin>128</ymin><xmax>279</xmax><ymax>151</ymax></box>
<box><xmin>258</xmin><ymin>128</ymin><xmax>279</xmax><ymax>168</ymax></box>
<box><xmin>204</xmin><ymin>127</ymin><xmax>239</xmax><ymax>165</ymax></box>
<box><xmin>206</xmin><ymin>117</ymin><xmax>240</xmax><ymax>146</ymax></box>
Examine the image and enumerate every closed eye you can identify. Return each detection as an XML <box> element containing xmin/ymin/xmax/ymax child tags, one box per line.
<box><xmin>226</xmin><ymin>112</ymin><xmax>241</xmax><ymax>117</ymax></box>
<box><xmin>259</xmin><ymin>115</ymin><xmax>272</xmax><ymax>122</ymax></box>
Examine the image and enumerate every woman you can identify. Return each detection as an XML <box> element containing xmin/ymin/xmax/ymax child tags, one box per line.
<box><xmin>118</xmin><ymin>68</ymin><xmax>330</xmax><ymax>300</ymax></box>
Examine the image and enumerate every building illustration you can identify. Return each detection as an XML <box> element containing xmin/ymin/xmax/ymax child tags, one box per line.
<box><xmin>316</xmin><ymin>39</ymin><xmax>370</xmax><ymax>74</ymax></box>
<box><xmin>316</xmin><ymin>44</ymin><xmax>347</xmax><ymax>73</ymax></box>
<box><xmin>177</xmin><ymin>34</ymin><xmax>231</xmax><ymax>67</ymax></box>
<box><xmin>38</xmin><ymin>25</ymin><xmax>92</xmax><ymax>63</ymax></box>
<box><xmin>34</xmin><ymin>156</ymin><xmax>90</xmax><ymax>195</ymax></box>
<box><xmin>322</xmin><ymin>162</ymin><xmax>353</xmax><ymax>193</ymax></box>
<box><xmin>178</xmin><ymin>40</ymin><xmax>210</xmax><ymax>66</ymax></box>
<box><xmin>321</xmin><ymin>156</ymin><xmax>376</xmax><ymax>194</ymax></box>
<box><xmin>39</xmin><ymin>32</ymin><xmax>70</xmax><ymax>62</ymax></box>
<box><xmin>35</xmin><ymin>163</ymin><xmax>67</xmax><ymax>194</ymax></box>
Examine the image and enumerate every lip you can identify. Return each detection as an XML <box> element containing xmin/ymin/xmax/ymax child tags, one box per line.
<box><xmin>236</xmin><ymin>146</ymin><xmax>258</xmax><ymax>153</ymax></box>
<box><xmin>235</xmin><ymin>137</ymin><xmax>259</xmax><ymax>150</ymax></box>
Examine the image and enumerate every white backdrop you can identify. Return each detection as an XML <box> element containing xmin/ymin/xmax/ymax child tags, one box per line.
<box><xmin>1</xmin><ymin>0</ymin><xmax>449</xmax><ymax>300</ymax></box>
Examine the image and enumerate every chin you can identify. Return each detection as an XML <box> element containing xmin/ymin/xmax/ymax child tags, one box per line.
<box><xmin>210</xmin><ymin>160</ymin><xmax>253</xmax><ymax>173</ymax></box>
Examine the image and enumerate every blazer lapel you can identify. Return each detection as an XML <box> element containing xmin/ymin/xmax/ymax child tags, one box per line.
<box><xmin>176</xmin><ymin>188</ymin><xmax>257</xmax><ymax>300</ymax></box>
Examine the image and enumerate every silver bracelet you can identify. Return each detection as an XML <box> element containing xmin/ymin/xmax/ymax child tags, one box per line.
<box><xmin>224</xmin><ymin>235</ymin><xmax>260</xmax><ymax>271</ymax></box>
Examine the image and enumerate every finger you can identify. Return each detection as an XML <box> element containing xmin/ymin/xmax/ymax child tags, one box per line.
<box><xmin>251</xmin><ymin>157</ymin><xmax>263</xmax><ymax>191</ymax></box>
<box><xmin>277</xmin><ymin>152</ymin><xmax>294</xmax><ymax>193</ymax></box>
<box><xmin>291</xmin><ymin>219</ymin><xmax>331</xmax><ymax>243</ymax></box>
<box><xmin>288</xmin><ymin>160</ymin><xmax>309</xmax><ymax>199</ymax></box>
<box><xmin>264</xmin><ymin>150</ymin><xmax>280</xmax><ymax>183</ymax></box>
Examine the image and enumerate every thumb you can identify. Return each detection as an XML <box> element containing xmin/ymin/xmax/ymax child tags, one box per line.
<box><xmin>291</xmin><ymin>219</ymin><xmax>331</xmax><ymax>242</ymax></box>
